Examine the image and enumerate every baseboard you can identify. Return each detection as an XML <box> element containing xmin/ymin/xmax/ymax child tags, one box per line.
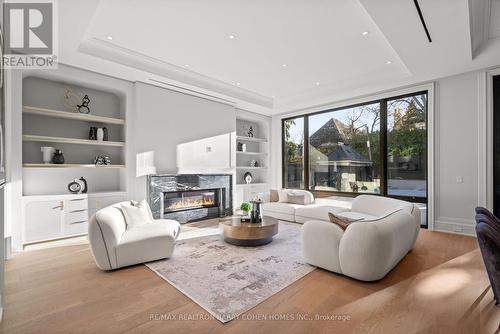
<box><xmin>434</xmin><ymin>217</ymin><xmax>476</xmax><ymax>236</ymax></box>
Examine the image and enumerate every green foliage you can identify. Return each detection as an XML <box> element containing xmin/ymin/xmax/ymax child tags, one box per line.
<box><xmin>240</xmin><ymin>202</ymin><xmax>252</xmax><ymax>212</ymax></box>
<box><xmin>388</xmin><ymin>128</ymin><xmax>426</xmax><ymax>157</ymax></box>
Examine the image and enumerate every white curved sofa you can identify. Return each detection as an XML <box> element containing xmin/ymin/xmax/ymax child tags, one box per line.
<box><xmin>88</xmin><ymin>202</ymin><xmax>180</xmax><ymax>270</ymax></box>
<box><xmin>301</xmin><ymin>195</ymin><xmax>421</xmax><ymax>281</ymax></box>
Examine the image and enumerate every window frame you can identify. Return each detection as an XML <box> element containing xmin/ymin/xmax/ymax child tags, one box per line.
<box><xmin>281</xmin><ymin>90</ymin><xmax>428</xmax><ymax>204</ymax></box>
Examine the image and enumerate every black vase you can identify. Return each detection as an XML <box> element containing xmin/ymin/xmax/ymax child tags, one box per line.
<box><xmin>52</xmin><ymin>149</ymin><xmax>65</xmax><ymax>164</ymax></box>
<box><xmin>89</xmin><ymin>127</ymin><xmax>97</xmax><ymax>140</ymax></box>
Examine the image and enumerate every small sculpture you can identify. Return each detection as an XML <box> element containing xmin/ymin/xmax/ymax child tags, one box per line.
<box><xmin>244</xmin><ymin>172</ymin><xmax>253</xmax><ymax>184</ymax></box>
<box><xmin>247</xmin><ymin>126</ymin><xmax>254</xmax><ymax>137</ymax></box>
<box><xmin>94</xmin><ymin>156</ymin><xmax>111</xmax><ymax>166</ymax></box>
<box><xmin>77</xmin><ymin>94</ymin><xmax>91</xmax><ymax>114</ymax></box>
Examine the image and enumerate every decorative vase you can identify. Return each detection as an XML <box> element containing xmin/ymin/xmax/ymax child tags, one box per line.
<box><xmin>96</xmin><ymin>128</ymin><xmax>104</xmax><ymax>141</ymax></box>
<box><xmin>241</xmin><ymin>143</ymin><xmax>247</xmax><ymax>152</ymax></box>
<box><xmin>52</xmin><ymin>149</ymin><xmax>65</xmax><ymax>164</ymax></box>
<box><xmin>102</xmin><ymin>127</ymin><xmax>109</xmax><ymax>141</ymax></box>
<box><xmin>40</xmin><ymin>146</ymin><xmax>55</xmax><ymax>164</ymax></box>
<box><xmin>89</xmin><ymin>127</ymin><xmax>97</xmax><ymax>140</ymax></box>
<box><xmin>250</xmin><ymin>200</ymin><xmax>263</xmax><ymax>224</ymax></box>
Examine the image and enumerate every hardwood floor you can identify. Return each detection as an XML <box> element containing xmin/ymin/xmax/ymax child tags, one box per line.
<box><xmin>1</xmin><ymin>223</ymin><xmax>497</xmax><ymax>334</ymax></box>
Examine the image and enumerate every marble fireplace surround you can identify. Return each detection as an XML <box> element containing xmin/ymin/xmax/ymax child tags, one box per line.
<box><xmin>148</xmin><ymin>174</ymin><xmax>233</xmax><ymax>223</ymax></box>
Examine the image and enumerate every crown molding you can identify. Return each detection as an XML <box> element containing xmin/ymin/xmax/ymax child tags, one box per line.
<box><xmin>78</xmin><ymin>38</ymin><xmax>273</xmax><ymax>109</ymax></box>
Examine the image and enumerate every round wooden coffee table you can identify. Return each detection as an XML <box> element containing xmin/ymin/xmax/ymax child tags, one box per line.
<box><xmin>220</xmin><ymin>216</ymin><xmax>279</xmax><ymax>246</ymax></box>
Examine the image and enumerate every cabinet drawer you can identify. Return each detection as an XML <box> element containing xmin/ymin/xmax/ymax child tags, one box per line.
<box><xmin>65</xmin><ymin>197</ymin><xmax>88</xmax><ymax>212</ymax></box>
<box><xmin>63</xmin><ymin>219</ymin><xmax>88</xmax><ymax>236</ymax></box>
<box><xmin>65</xmin><ymin>209</ymin><xmax>88</xmax><ymax>224</ymax></box>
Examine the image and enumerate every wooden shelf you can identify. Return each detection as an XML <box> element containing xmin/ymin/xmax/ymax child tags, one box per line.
<box><xmin>23</xmin><ymin>106</ymin><xmax>125</xmax><ymax>125</ymax></box>
<box><xmin>236</xmin><ymin>151</ymin><xmax>267</xmax><ymax>156</ymax></box>
<box><xmin>235</xmin><ymin>182</ymin><xmax>268</xmax><ymax>187</ymax></box>
<box><xmin>236</xmin><ymin>166</ymin><xmax>267</xmax><ymax>170</ymax></box>
<box><xmin>23</xmin><ymin>135</ymin><xmax>125</xmax><ymax>147</ymax></box>
<box><xmin>236</xmin><ymin>136</ymin><xmax>267</xmax><ymax>143</ymax></box>
<box><xmin>23</xmin><ymin>163</ymin><xmax>125</xmax><ymax>169</ymax></box>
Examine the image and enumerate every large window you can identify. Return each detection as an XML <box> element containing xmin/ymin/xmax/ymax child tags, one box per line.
<box><xmin>283</xmin><ymin>117</ymin><xmax>305</xmax><ymax>189</ymax></box>
<box><xmin>282</xmin><ymin>91</ymin><xmax>427</xmax><ymax>202</ymax></box>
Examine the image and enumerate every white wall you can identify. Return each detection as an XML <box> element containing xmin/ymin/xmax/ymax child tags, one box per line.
<box><xmin>272</xmin><ymin>69</ymin><xmax>495</xmax><ymax>236</ymax></box>
<box><xmin>130</xmin><ymin>82</ymin><xmax>236</xmax><ymax>200</ymax></box>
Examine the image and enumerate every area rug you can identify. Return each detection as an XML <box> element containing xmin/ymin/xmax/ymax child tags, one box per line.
<box><xmin>145</xmin><ymin>221</ymin><xmax>315</xmax><ymax>323</ymax></box>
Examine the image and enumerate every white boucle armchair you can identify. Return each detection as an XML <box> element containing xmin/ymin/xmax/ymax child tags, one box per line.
<box><xmin>301</xmin><ymin>195</ymin><xmax>421</xmax><ymax>281</ymax></box>
<box><xmin>88</xmin><ymin>202</ymin><xmax>180</xmax><ymax>270</ymax></box>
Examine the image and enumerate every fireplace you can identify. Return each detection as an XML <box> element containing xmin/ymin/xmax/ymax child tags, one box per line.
<box><xmin>162</xmin><ymin>188</ymin><xmax>222</xmax><ymax>214</ymax></box>
<box><xmin>149</xmin><ymin>174</ymin><xmax>232</xmax><ymax>223</ymax></box>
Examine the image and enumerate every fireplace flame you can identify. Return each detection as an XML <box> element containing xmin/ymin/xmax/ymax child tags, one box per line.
<box><xmin>167</xmin><ymin>196</ymin><xmax>215</xmax><ymax>210</ymax></box>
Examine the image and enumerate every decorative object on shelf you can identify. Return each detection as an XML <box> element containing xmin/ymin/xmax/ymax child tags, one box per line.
<box><xmin>94</xmin><ymin>155</ymin><xmax>111</xmax><ymax>166</ymax></box>
<box><xmin>241</xmin><ymin>143</ymin><xmax>247</xmax><ymax>152</ymax></box>
<box><xmin>89</xmin><ymin>127</ymin><xmax>97</xmax><ymax>140</ymax></box>
<box><xmin>40</xmin><ymin>146</ymin><xmax>55</xmax><ymax>164</ymax></box>
<box><xmin>237</xmin><ymin>142</ymin><xmax>243</xmax><ymax>152</ymax></box>
<box><xmin>52</xmin><ymin>149</ymin><xmax>65</xmax><ymax>164</ymax></box>
<box><xmin>244</xmin><ymin>172</ymin><xmax>253</xmax><ymax>184</ymax></box>
<box><xmin>250</xmin><ymin>159</ymin><xmax>259</xmax><ymax>167</ymax></box>
<box><xmin>103</xmin><ymin>127</ymin><xmax>109</xmax><ymax>141</ymax></box>
<box><xmin>96</xmin><ymin>127</ymin><xmax>104</xmax><ymax>141</ymax></box>
<box><xmin>250</xmin><ymin>199</ymin><xmax>263</xmax><ymax>224</ymax></box>
<box><xmin>247</xmin><ymin>126</ymin><xmax>254</xmax><ymax>137</ymax></box>
<box><xmin>77</xmin><ymin>94</ymin><xmax>91</xmax><ymax>114</ymax></box>
<box><xmin>240</xmin><ymin>202</ymin><xmax>251</xmax><ymax>222</ymax></box>
<box><xmin>67</xmin><ymin>177</ymin><xmax>88</xmax><ymax>194</ymax></box>
<box><xmin>63</xmin><ymin>88</ymin><xmax>83</xmax><ymax>112</ymax></box>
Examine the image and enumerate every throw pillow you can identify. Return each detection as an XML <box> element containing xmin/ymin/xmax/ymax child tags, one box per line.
<box><xmin>287</xmin><ymin>193</ymin><xmax>306</xmax><ymax>205</ymax></box>
<box><xmin>278</xmin><ymin>189</ymin><xmax>290</xmax><ymax>203</ymax></box>
<box><xmin>269</xmin><ymin>189</ymin><xmax>279</xmax><ymax>202</ymax></box>
<box><xmin>121</xmin><ymin>200</ymin><xmax>153</xmax><ymax>229</ymax></box>
<box><xmin>328</xmin><ymin>212</ymin><xmax>363</xmax><ymax>230</ymax></box>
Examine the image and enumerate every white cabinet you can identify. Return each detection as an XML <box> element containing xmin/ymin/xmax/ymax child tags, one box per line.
<box><xmin>23</xmin><ymin>192</ymin><xmax>126</xmax><ymax>245</ymax></box>
<box><xmin>24</xmin><ymin>199</ymin><xmax>63</xmax><ymax>243</ymax></box>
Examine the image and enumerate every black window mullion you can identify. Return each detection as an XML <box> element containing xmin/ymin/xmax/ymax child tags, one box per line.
<box><xmin>380</xmin><ymin>99</ymin><xmax>388</xmax><ymax>196</ymax></box>
<box><xmin>304</xmin><ymin>116</ymin><xmax>310</xmax><ymax>190</ymax></box>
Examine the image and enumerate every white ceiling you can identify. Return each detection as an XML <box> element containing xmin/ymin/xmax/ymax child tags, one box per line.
<box><xmin>57</xmin><ymin>0</ymin><xmax>500</xmax><ymax>115</ymax></box>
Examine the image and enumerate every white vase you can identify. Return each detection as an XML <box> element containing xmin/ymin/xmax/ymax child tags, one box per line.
<box><xmin>40</xmin><ymin>146</ymin><xmax>55</xmax><ymax>164</ymax></box>
<box><xmin>96</xmin><ymin>128</ymin><xmax>104</xmax><ymax>141</ymax></box>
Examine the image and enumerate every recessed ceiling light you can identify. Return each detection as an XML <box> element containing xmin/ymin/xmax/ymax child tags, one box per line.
<box><xmin>236</xmin><ymin>82</ymin><xmax>241</xmax><ymax>86</ymax></box>
<box><xmin>315</xmin><ymin>82</ymin><xmax>320</xmax><ymax>86</ymax></box>
<box><xmin>271</xmin><ymin>95</ymin><xmax>275</xmax><ymax>98</ymax></box>
<box><xmin>106</xmin><ymin>36</ymin><xmax>113</xmax><ymax>40</ymax></box>
<box><xmin>386</xmin><ymin>60</ymin><xmax>392</xmax><ymax>65</ymax></box>
<box><xmin>228</xmin><ymin>34</ymin><xmax>235</xmax><ymax>39</ymax></box>
<box><xmin>362</xmin><ymin>31</ymin><xmax>369</xmax><ymax>36</ymax></box>
<box><xmin>184</xmin><ymin>64</ymin><xmax>190</xmax><ymax>67</ymax></box>
<box><xmin>281</xmin><ymin>64</ymin><xmax>287</xmax><ymax>68</ymax></box>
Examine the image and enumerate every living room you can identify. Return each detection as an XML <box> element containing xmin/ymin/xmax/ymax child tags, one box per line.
<box><xmin>0</xmin><ymin>0</ymin><xmax>499</xmax><ymax>333</ymax></box>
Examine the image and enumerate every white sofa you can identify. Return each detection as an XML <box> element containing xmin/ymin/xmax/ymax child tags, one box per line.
<box><xmin>261</xmin><ymin>189</ymin><xmax>350</xmax><ymax>223</ymax></box>
<box><xmin>88</xmin><ymin>202</ymin><xmax>181</xmax><ymax>270</ymax></box>
<box><xmin>301</xmin><ymin>195</ymin><xmax>421</xmax><ymax>281</ymax></box>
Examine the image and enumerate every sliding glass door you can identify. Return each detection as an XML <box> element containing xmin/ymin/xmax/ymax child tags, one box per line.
<box><xmin>282</xmin><ymin>91</ymin><xmax>428</xmax><ymax>209</ymax></box>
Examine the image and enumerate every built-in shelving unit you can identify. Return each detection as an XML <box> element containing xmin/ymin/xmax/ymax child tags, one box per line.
<box><xmin>22</xmin><ymin>76</ymin><xmax>127</xmax><ymax>196</ymax></box>
<box><xmin>23</xmin><ymin>106</ymin><xmax>125</xmax><ymax>125</ymax></box>
<box><xmin>234</xmin><ymin>113</ymin><xmax>271</xmax><ymax>204</ymax></box>
<box><xmin>23</xmin><ymin>134</ymin><xmax>125</xmax><ymax>147</ymax></box>
<box><xmin>23</xmin><ymin>163</ymin><xmax>125</xmax><ymax>169</ymax></box>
